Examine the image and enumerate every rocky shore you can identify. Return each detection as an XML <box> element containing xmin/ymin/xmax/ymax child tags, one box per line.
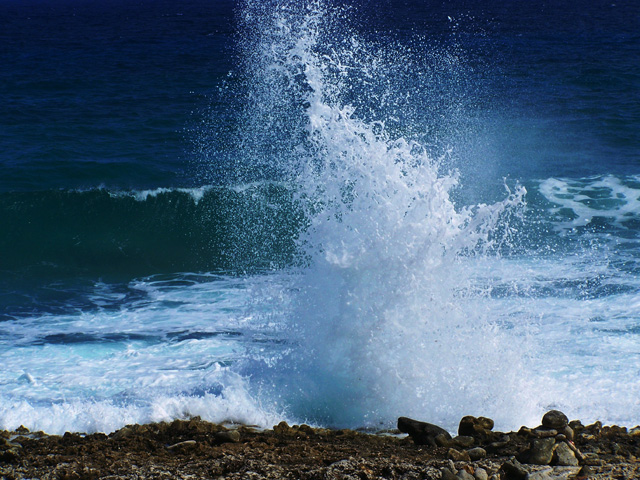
<box><xmin>1</xmin><ymin>411</ymin><xmax>639</xmax><ymax>479</ymax></box>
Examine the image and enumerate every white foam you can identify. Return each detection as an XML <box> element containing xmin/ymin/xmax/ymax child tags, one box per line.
<box><xmin>107</xmin><ymin>185</ymin><xmax>215</xmax><ymax>204</ymax></box>
<box><xmin>539</xmin><ymin>175</ymin><xmax>640</xmax><ymax>230</ymax></box>
<box><xmin>0</xmin><ymin>275</ymin><xmax>286</xmax><ymax>434</ymax></box>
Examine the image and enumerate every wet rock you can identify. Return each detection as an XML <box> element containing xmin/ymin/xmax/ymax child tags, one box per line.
<box><xmin>397</xmin><ymin>417</ymin><xmax>451</xmax><ymax>446</ymax></box>
<box><xmin>467</xmin><ymin>447</ymin><xmax>487</xmax><ymax>461</ymax></box>
<box><xmin>501</xmin><ymin>458</ymin><xmax>528</xmax><ymax>480</ymax></box>
<box><xmin>552</xmin><ymin>442</ymin><xmax>578</xmax><ymax>466</ymax></box>
<box><xmin>459</xmin><ymin>416</ymin><xmax>494</xmax><ymax>437</ymax></box>
<box><xmin>527</xmin><ymin>438</ymin><xmax>556</xmax><ymax>465</ymax></box>
<box><xmin>447</xmin><ymin>447</ymin><xmax>471</xmax><ymax>462</ymax></box>
<box><xmin>542</xmin><ymin>411</ymin><xmax>568</xmax><ymax>430</ymax></box>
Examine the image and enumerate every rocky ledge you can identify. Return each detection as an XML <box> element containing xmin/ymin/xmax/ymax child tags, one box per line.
<box><xmin>1</xmin><ymin>411</ymin><xmax>639</xmax><ymax>479</ymax></box>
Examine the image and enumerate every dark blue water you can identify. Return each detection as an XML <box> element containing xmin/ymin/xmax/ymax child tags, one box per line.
<box><xmin>1</xmin><ymin>0</ymin><xmax>640</xmax><ymax>433</ymax></box>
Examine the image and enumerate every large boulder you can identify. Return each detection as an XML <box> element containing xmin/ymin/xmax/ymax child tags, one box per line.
<box><xmin>397</xmin><ymin>417</ymin><xmax>451</xmax><ymax>446</ymax></box>
<box><xmin>458</xmin><ymin>416</ymin><xmax>495</xmax><ymax>437</ymax></box>
<box><xmin>541</xmin><ymin>410</ymin><xmax>569</xmax><ymax>430</ymax></box>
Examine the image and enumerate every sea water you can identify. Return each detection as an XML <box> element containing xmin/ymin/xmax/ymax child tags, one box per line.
<box><xmin>1</xmin><ymin>0</ymin><xmax>639</xmax><ymax>434</ymax></box>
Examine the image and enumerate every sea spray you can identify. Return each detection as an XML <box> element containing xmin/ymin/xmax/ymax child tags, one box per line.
<box><xmin>237</xmin><ymin>0</ymin><xmax>533</xmax><ymax>430</ymax></box>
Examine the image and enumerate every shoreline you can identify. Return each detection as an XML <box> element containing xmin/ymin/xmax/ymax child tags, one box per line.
<box><xmin>1</xmin><ymin>411</ymin><xmax>639</xmax><ymax>479</ymax></box>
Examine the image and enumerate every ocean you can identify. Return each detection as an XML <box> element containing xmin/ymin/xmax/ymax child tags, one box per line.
<box><xmin>1</xmin><ymin>0</ymin><xmax>639</xmax><ymax>435</ymax></box>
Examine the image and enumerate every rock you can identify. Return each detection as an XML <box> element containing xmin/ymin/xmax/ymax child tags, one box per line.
<box><xmin>552</xmin><ymin>442</ymin><xmax>578</xmax><ymax>466</ymax></box>
<box><xmin>111</xmin><ymin>426</ymin><xmax>134</xmax><ymax>440</ymax></box>
<box><xmin>561</xmin><ymin>426</ymin><xmax>574</xmax><ymax>442</ymax></box>
<box><xmin>436</xmin><ymin>433</ymin><xmax>455</xmax><ymax>448</ymax></box>
<box><xmin>527</xmin><ymin>438</ymin><xmax>556</xmax><ymax>465</ymax></box>
<box><xmin>273</xmin><ymin>421</ymin><xmax>291</xmax><ymax>435</ymax></box>
<box><xmin>441</xmin><ymin>468</ymin><xmax>458</xmax><ymax>480</ymax></box>
<box><xmin>527</xmin><ymin>467</ymin><xmax>581</xmax><ymax>480</ymax></box>
<box><xmin>447</xmin><ymin>447</ymin><xmax>471</xmax><ymax>462</ymax></box>
<box><xmin>501</xmin><ymin>458</ymin><xmax>528</xmax><ymax>480</ymax></box>
<box><xmin>474</xmin><ymin>467</ymin><xmax>488</xmax><ymax>480</ymax></box>
<box><xmin>467</xmin><ymin>447</ymin><xmax>487</xmax><ymax>461</ymax></box>
<box><xmin>0</xmin><ymin>447</ymin><xmax>20</xmax><ymax>463</ymax></box>
<box><xmin>580</xmin><ymin>452</ymin><xmax>603</xmax><ymax>466</ymax></box>
<box><xmin>577</xmin><ymin>465</ymin><xmax>594</xmax><ymax>477</ymax></box>
<box><xmin>525</xmin><ymin>468</ymin><xmax>553</xmax><ymax>480</ymax></box>
<box><xmin>456</xmin><ymin>470</ymin><xmax>475</xmax><ymax>480</ymax></box>
<box><xmin>459</xmin><ymin>416</ymin><xmax>494</xmax><ymax>436</ymax></box>
<box><xmin>214</xmin><ymin>430</ymin><xmax>241</xmax><ymax>443</ymax></box>
<box><xmin>541</xmin><ymin>411</ymin><xmax>568</xmax><ymax>430</ymax></box>
<box><xmin>397</xmin><ymin>417</ymin><xmax>451</xmax><ymax>446</ymax></box>
<box><xmin>531</xmin><ymin>428</ymin><xmax>557</xmax><ymax>438</ymax></box>
<box><xmin>453</xmin><ymin>436</ymin><xmax>475</xmax><ymax>448</ymax></box>
<box><xmin>166</xmin><ymin>440</ymin><xmax>197</xmax><ymax>450</ymax></box>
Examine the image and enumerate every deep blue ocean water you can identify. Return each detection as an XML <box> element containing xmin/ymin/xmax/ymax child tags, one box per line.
<box><xmin>1</xmin><ymin>0</ymin><xmax>639</xmax><ymax>434</ymax></box>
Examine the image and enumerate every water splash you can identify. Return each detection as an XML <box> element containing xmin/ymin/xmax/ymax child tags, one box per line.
<box><xmin>238</xmin><ymin>0</ymin><xmax>533</xmax><ymax>431</ymax></box>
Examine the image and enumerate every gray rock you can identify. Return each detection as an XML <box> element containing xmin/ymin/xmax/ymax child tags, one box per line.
<box><xmin>552</xmin><ymin>442</ymin><xmax>579</xmax><ymax>466</ymax></box>
<box><xmin>525</xmin><ymin>468</ymin><xmax>553</xmax><ymax>480</ymax></box>
<box><xmin>501</xmin><ymin>459</ymin><xmax>528</xmax><ymax>480</ymax></box>
<box><xmin>474</xmin><ymin>467</ymin><xmax>488</xmax><ymax>480</ymax></box>
<box><xmin>441</xmin><ymin>468</ymin><xmax>458</xmax><ymax>480</ymax></box>
<box><xmin>541</xmin><ymin>411</ymin><xmax>568</xmax><ymax>430</ymax></box>
<box><xmin>398</xmin><ymin>417</ymin><xmax>451</xmax><ymax>446</ymax></box>
<box><xmin>457</xmin><ymin>470</ymin><xmax>475</xmax><ymax>480</ymax></box>
<box><xmin>467</xmin><ymin>447</ymin><xmax>486</xmax><ymax>461</ymax></box>
<box><xmin>528</xmin><ymin>438</ymin><xmax>556</xmax><ymax>465</ymax></box>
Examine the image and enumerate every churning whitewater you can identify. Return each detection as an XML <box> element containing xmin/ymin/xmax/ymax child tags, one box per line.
<box><xmin>2</xmin><ymin>0</ymin><xmax>640</xmax><ymax>435</ymax></box>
